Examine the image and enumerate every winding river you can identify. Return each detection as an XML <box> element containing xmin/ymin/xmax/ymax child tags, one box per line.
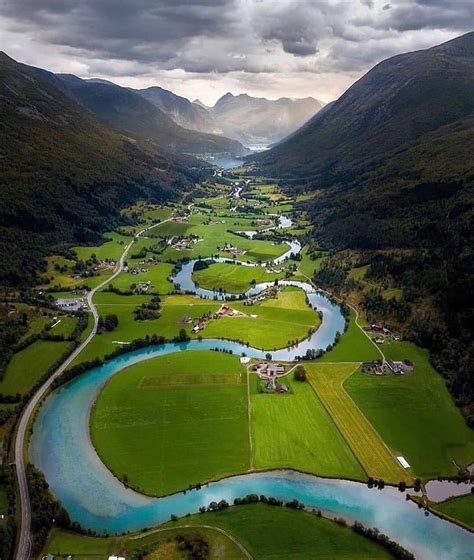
<box><xmin>29</xmin><ymin>208</ymin><xmax>474</xmax><ymax>559</ymax></box>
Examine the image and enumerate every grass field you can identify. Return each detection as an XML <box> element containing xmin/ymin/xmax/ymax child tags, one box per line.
<box><xmin>111</xmin><ymin>262</ymin><xmax>175</xmax><ymax>294</ymax></box>
<box><xmin>305</xmin><ymin>362</ymin><xmax>411</xmax><ymax>484</ymax></box>
<box><xmin>48</xmin><ymin>316</ymin><xmax>78</xmax><ymax>338</ymax></box>
<box><xmin>434</xmin><ymin>493</ymin><xmax>474</xmax><ymax>529</ymax></box>
<box><xmin>73</xmin><ymin>231</ymin><xmax>131</xmax><ymax>262</ymax></box>
<box><xmin>41</xmin><ymin>504</ymin><xmax>393</xmax><ymax>560</ymax></box>
<box><xmin>319</xmin><ymin>309</ymin><xmax>380</xmax><ymax>362</ymax></box>
<box><xmin>250</xmin><ymin>373</ymin><xmax>365</xmax><ymax>480</ymax></box>
<box><xmin>193</xmin><ymin>262</ymin><xmax>283</xmax><ymax>293</ymax></box>
<box><xmin>91</xmin><ymin>351</ymin><xmax>250</xmax><ymax>496</ymax></box>
<box><xmin>295</xmin><ymin>246</ymin><xmax>326</xmax><ymax>279</ymax></box>
<box><xmin>345</xmin><ymin>342</ymin><xmax>474</xmax><ymax>479</ymax></box>
<box><xmin>169</xmin><ymin>504</ymin><xmax>393</xmax><ymax>560</ymax></box>
<box><xmin>203</xmin><ymin>288</ymin><xmax>320</xmax><ymax>350</ymax></box>
<box><xmin>0</xmin><ymin>340</ymin><xmax>72</xmax><ymax>395</ymax></box>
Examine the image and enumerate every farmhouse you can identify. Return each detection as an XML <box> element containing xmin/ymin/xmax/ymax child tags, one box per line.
<box><xmin>219</xmin><ymin>243</ymin><xmax>246</xmax><ymax>256</ymax></box>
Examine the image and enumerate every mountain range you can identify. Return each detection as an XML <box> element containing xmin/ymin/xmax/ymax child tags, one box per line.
<box><xmin>136</xmin><ymin>89</ymin><xmax>324</xmax><ymax>146</ymax></box>
<box><xmin>0</xmin><ymin>52</ymin><xmax>204</xmax><ymax>285</ymax></box>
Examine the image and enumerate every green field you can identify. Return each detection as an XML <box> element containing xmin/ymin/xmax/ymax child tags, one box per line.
<box><xmin>111</xmin><ymin>262</ymin><xmax>175</xmax><ymax>294</ymax></box>
<box><xmin>73</xmin><ymin>231</ymin><xmax>131</xmax><ymax>261</ymax></box>
<box><xmin>295</xmin><ymin>246</ymin><xmax>325</xmax><ymax>279</ymax></box>
<box><xmin>250</xmin><ymin>373</ymin><xmax>365</xmax><ymax>480</ymax></box>
<box><xmin>193</xmin><ymin>261</ymin><xmax>283</xmax><ymax>293</ymax></box>
<box><xmin>202</xmin><ymin>287</ymin><xmax>320</xmax><ymax>350</ymax></box>
<box><xmin>0</xmin><ymin>339</ymin><xmax>72</xmax><ymax>395</ymax></box>
<box><xmin>305</xmin><ymin>362</ymin><xmax>411</xmax><ymax>483</ymax></box>
<box><xmin>169</xmin><ymin>504</ymin><xmax>393</xmax><ymax>560</ymax></box>
<box><xmin>345</xmin><ymin>342</ymin><xmax>474</xmax><ymax>479</ymax></box>
<box><xmin>434</xmin><ymin>493</ymin><xmax>474</xmax><ymax>529</ymax></box>
<box><xmin>91</xmin><ymin>351</ymin><xmax>250</xmax><ymax>495</ymax></box>
<box><xmin>42</xmin><ymin>504</ymin><xmax>393</xmax><ymax>560</ymax></box>
<box><xmin>48</xmin><ymin>316</ymin><xmax>78</xmax><ymax>338</ymax></box>
<box><xmin>319</xmin><ymin>309</ymin><xmax>380</xmax><ymax>362</ymax></box>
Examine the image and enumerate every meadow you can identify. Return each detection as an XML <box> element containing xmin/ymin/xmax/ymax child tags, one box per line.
<box><xmin>91</xmin><ymin>351</ymin><xmax>250</xmax><ymax>496</ymax></box>
<box><xmin>41</xmin><ymin>504</ymin><xmax>393</xmax><ymax>560</ymax></box>
<box><xmin>434</xmin><ymin>493</ymin><xmax>474</xmax><ymax>529</ymax></box>
<box><xmin>345</xmin><ymin>341</ymin><xmax>474</xmax><ymax>479</ymax></box>
<box><xmin>0</xmin><ymin>339</ymin><xmax>72</xmax><ymax>395</ymax></box>
<box><xmin>193</xmin><ymin>261</ymin><xmax>283</xmax><ymax>293</ymax></box>
<box><xmin>319</xmin><ymin>308</ymin><xmax>380</xmax><ymax>362</ymax></box>
<box><xmin>202</xmin><ymin>287</ymin><xmax>320</xmax><ymax>350</ymax></box>
<box><xmin>111</xmin><ymin>262</ymin><xmax>175</xmax><ymax>294</ymax></box>
<box><xmin>305</xmin><ymin>362</ymin><xmax>411</xmax><ymax>484</ymax></box>
<box><xmin>250</xmin><ymin>373</ymin><xmax>365</xmax><ymax>480</ymax></box>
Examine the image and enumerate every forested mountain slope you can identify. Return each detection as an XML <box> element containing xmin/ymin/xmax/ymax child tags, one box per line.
<box><xmin>57</xmin><ymin>75</ymin><xmax>245</xmax><ymax>155</ymax></box>
<box><xmin>0</xmin><ymin>52</ymin><xmax>201</xmax><ymax>285</ymax></box>
<box><xmin>256</xmin><ymin>33</ymin><xmax>474</xmax><ymax>420</ymax></box>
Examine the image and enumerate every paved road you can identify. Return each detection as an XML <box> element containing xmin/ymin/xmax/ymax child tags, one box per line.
<box><xmin>14</xmin><ymin>219</ymin><xmax>170</xmax><ymax>560</ymax></box>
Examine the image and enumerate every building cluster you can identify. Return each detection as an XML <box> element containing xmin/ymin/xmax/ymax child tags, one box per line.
<box><xmin>363</xmin><ymin>323</ymin><xmax>401</xmax><ymax>342</ymax></box>
<box><xmin>244</xmin><ymin>286</ymin><xmax>279</xmax><ymax>306</ymax></box>
<box><xmin>55</xmin><ymin>298</ymin><xmax>84</xmax><ymax>312</ymax></box>
<box><xmin>169</xmin><ymin>235</ymin><xmax>199</xmax><ymax>251</ymax></box>
<box><xmin>252</xmin><ymin>361</ymin><xmax>289</xmax><ymax>392</ymax></box>
<box><xmin>219</xmin><ymin>243</ymin><xmax>246</xmax><ymax>256</ymax></box>
<box><xmin>362</xmin><ymin>359</ymin><xmax>414</xmax><ymax>376</ymax></box>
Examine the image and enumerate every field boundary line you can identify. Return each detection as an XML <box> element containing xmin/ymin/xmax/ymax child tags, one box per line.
<box><xmin>305</xmin><ymin>363</ymin><xmax>368</xmax><ymax>479</ymax></box>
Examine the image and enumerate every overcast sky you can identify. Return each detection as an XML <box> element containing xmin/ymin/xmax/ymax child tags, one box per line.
<box><xmin>0</xmin><ymin>0</ymin><xmax>472</xmax><ymax>105</ymax></box>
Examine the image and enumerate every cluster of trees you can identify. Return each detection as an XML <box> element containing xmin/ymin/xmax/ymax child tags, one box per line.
<box><xmin>98</xmin><ymin>314</ymin><xmax>119</xmax><ymax>333</ymax></box>
<box><xmin>27</xmin><ymin>465</ymin><xmax>71</xmax><ymax>553</ymax></box>
<box><xmin>134</xmin><ymin>296</ymin><xmax>161</xmax><ymax>321</ymax></box>
<box><xmin>293</xmin><ymin>365</ymin><xmax>307</xmax><ymax>381</ymax></box>
<box><xmin>352</xmin><ymin>522</ymin><xmax>415</xmax><ymax>559</ymax></box>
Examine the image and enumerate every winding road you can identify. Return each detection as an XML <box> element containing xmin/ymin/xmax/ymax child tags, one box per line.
<box><xmin>14</xmin><ymin>219</ymin><xmax>171</xmax><ymax>560</ymax></box>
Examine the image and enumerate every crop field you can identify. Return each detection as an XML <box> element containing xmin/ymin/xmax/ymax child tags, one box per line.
<box><xmin>345</xmin><ymin>342</ymin><xmax>474</xmax><ymax>478</ymax></box>
<box><xmin>319</xmin><ymin>309</ymin><xmax>380</xmax><ymax>362</ymax></box>
<box><xmin>305</xmin><ymin>362</ymin><xmax>411</xmax><ymax>483</ymax></box>
<box><xmin>193</xmin><ymin>261</ymin><xmax>283</xmax><ymax>293</ymax></box>
<box><xmin>48</xmin><ymin>316</ymin><xmax>78</xmax><ymax>338</ymax></box>
<box><xmin>0</xmin><ymin>340</ymin><xmax>72</xmax><ymax>395</ymax></box>
<box><xmin>434</xmin><ymin>494</ymin><xmax>474</xmax><ymax>529</ymax></box>
<box><xmin>91</xmin><ymin>351</ymin><xmax>250</xmax><ymax>496</ymax></box>
<box><xmin>250</xmin><ymin>374</ymin><xmax>365</xmax><ymax>479</ymax></box>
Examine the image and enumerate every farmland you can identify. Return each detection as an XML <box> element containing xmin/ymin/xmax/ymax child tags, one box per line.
<box><xmin>193</xmin><ymin>261</ymin><xmax>283</xmax><ymax>293</ymax></box>
<box><xmin>250</xmin><ymin>374</ymin><xmax>365</xmax><ymax>479</ymax></box>
<box><xmin>305</xmin><ymin>362</ymin><xmax>411</xmax><ymax>484</ymax></box>
<box><xmin>345</xmin><ymin>342</ymin><xmax>474</xmax><ymax>479</ymax></box>
<box><xmin>91</xmin><ymin>351</ymin><xmax>250</xmax><ymax>495</ymax></box>
<box><xmin>434</xmin><ymin>493</ymin><xmax>474</xmax><ymax>529</ymax></box>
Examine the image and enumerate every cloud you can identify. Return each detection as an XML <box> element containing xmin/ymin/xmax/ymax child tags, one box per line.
<box><xmin>0</xmin><ymin>0</ymin><xmax>470</xmax><ymax>104</ymax></box>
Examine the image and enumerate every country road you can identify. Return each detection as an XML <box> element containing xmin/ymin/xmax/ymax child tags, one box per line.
<box><xmin>14</xmin><ymin>218</ymin><xmax>172</xmax><ymax>560</ymax></box>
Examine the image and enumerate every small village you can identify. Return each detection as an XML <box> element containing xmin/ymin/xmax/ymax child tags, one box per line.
<box><xmin>362</xmin><ymin>359</ymin><xmax>414</xmax><ymax>376</ymax></box>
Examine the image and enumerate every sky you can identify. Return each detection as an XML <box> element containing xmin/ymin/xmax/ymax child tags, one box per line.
<box><xmin>0</xmin><ymin>0</ymin><xmax>472</xmax><ymax>105</ymax></box>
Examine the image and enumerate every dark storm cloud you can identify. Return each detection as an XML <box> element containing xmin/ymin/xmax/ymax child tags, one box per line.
<box><xmin>0</xmin><ymin>0</ymin><xmax>471</xmax><ymax>102</ymax></box>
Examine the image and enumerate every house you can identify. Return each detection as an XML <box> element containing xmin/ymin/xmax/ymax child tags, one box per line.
<box><xmin>275</xmin><ymin>383</ymin><xmax>289</xmax><ymax>393</ymax></box>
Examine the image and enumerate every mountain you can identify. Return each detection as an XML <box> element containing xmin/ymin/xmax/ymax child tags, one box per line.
<box><xmin>256</xmin><ymin>32</ymin><xmax>474</xmax><ymax>419</ymax></box>
<box><xmin>210</xmin><ymin>93</ymin><xmax>325</xmax><ymax>145</ymax></box>
<box><xmin>136</xmin><ymin>86</ymin><xmax>223</xmax><ymax>135</ymax></box>
<box><xmin>0</xmin><ymin>52</ymin><xmax>201</xmax><ymax>285</ymax></box>
<box><xmin>193</xmin><ymin>99</ymin><xmax>209</xmax><ymax>109</ymax></box>
<box><xmin>56</xmin><ymin>75</ymin><xmax>245</xmax><ymax>155</ymax></box>
<box><xmin>255</xmin><ymin>33</ymin><xmax>474</xmax><ymax>183</ymax></box>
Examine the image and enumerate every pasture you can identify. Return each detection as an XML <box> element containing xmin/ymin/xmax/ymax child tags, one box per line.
<box><xmin>250</xmin><ymin>374</ymin><xmax>365</xmax><ymax>480</ymax></box>
<box><xmin>434</xmin><ymin>494</ymin><xmax>474</xmax><ymax>529</ymax></box>
<box><xmin>193</xmin><ymin>261</ymin><xmax>283</xmax><ymax>293</ymax></box>
<box><xmin>0</xmin><ymin>340</ymin><xmax>72</xmax><ymax>395</ymax></box>
<box><xmin>345</xmin><ymin>342</ymin><xmax>474</xmax><ymax>478</ymax></box>
<box><xmin>41</xmin><ymin>504</ymin><xmax>393</xmax><ymax>560</ymax></box>
<box><xmin>305</xmin><ymin>362</ymin><xmax>411</xmax><ymax>483</ymax></box>
<box><xmin>112</xmin><ymin>262</ymin><xmax>174</xmax><ymax>294</ymax></box>
<box><xmin>319</xmin><ymin>309</ymin><xmax>380</xmax><ymax>362</ymax></box>
<box><xmin>91</xmin><ymin>351</ymin><xmax>250</xmax><ymax>496</ymax></box>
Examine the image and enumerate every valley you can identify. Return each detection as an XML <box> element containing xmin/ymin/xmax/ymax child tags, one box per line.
<box><xmin>2</xmin><ymin>167</ymin><xmax>473</xmax><ymax>560</ymax></box>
